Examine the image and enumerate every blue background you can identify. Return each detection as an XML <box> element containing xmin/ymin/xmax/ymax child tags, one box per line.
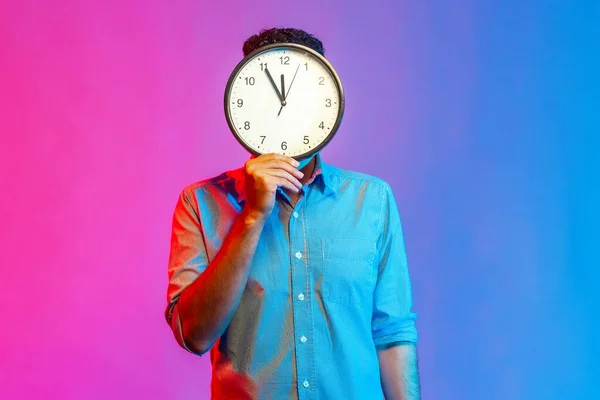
<box><xmin>1</xmin><ymin>0</ymin><xmax>598</xmax><ymax>398</ymax></box>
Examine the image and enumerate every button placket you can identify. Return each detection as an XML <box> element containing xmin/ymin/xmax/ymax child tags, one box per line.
<box><xmin>288</xmin><ymin>201</ymin><xmax>317</xmax><ymax>399</ymax></box>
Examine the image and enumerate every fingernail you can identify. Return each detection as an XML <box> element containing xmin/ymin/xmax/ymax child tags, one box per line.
<box><xmin>293</xmin><ymin>160</ymin><xmax>300</xmax><ymax>166</ymax></box>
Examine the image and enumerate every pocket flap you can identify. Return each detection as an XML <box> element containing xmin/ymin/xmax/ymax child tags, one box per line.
<box><xmin>322</xmin><ymin>238</ymin><xmax>376</xmax><ymax>264</ymax></box>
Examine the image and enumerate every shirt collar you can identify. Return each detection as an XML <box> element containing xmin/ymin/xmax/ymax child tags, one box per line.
<box><xmin>225</xmin><ymin>153</ymin><xmax>336</xmax><ymax>204</ymax></box>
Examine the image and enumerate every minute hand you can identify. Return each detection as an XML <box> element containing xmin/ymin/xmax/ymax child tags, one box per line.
<box><xmin>265</xmin><ymin>67</ymin><xmax>285</xmax><ymax>104</ymax></box>
<box><xmin>278</xmin><ymin>63</ymin><xmax>300</xmax><ymax>116</ymax></box>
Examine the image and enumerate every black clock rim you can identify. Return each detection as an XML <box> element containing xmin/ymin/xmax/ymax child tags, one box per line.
<box><xmin>223</xmin><ymin>42</ymin><xmax>345</xmax><ymax>161</ymax></box>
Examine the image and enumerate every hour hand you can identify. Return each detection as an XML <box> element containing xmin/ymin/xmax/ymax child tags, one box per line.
<box><xmin>264</xmin><ymin>67</ymin><xmax>285</xmax><ymax>105</ymax></box>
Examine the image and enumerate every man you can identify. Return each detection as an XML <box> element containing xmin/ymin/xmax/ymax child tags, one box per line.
<box><xmin>165</xmin><ymin>28</ymin><xmax>420</xmax><ymax>400</ymax></box>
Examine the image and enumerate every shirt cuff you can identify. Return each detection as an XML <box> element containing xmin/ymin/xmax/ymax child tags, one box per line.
<box><xmin>372</xmin><ymin>317</ymin><xmax>418</xmax><ymax>347</ymax></box>
<box><xmin>167</xmin><ymin>301</ymin><xmax>203</xmax><ymax>355</ymax></box>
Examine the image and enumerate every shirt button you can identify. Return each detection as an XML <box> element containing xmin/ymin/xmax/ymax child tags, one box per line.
<box><xmin>295</xmin><ymin>251</ymin><xmax>302</xmax><ymax>259</ymax></box>
<box><xmin>298</xmin><ymin>293</ymin><xmax>305</xmax><ymax>301</ymax></box>
<box><xmin>302</xmin><ymin>380</ymin><xmax>310</xmax><ymax>388</ymax></box>
<box><xmin>300</xmin><ymin>335</ymin><xmax>307</xmax><ymax>343</ymax></box>
<box><xmin>293</xmin><ymin>211</ymin><xmax>299</xmax><ymax>218</ymax></box>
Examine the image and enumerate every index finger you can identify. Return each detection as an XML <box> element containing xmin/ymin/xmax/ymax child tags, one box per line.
<box><xmin>263</xmin><ymin>153</ymin><xmax>299</xmax><ymax>167</ymax></box>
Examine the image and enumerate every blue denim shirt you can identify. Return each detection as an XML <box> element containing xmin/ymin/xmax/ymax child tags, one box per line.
<box><xmin>165</xmin><ymin>154</ymin><xmax>417</xmax><ymax>400</ymax></box>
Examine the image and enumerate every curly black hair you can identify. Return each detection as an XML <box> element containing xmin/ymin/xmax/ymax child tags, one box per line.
<box><xmin>243</xmin><ymin>28</ymin><xmax>324</xmax><ymax>57</ymax></box>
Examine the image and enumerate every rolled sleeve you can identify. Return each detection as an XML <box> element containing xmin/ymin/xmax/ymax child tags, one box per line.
<box><xmin>371</xmin><ymin>183</ymin><xmax>418</xmax><ymax>346</ymax></box>
<box><xmin>165</xmin><ymin>188</ymin><xmax>209</xmax><ymax>354</ymax></box>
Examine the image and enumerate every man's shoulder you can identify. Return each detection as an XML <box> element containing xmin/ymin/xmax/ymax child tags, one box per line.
<box><xmin>179</xmin><ymin>167</ymin><xmax>242</xmax><ymax>197</ymax></box>
<box><xmin>325</xmin><ymin>163</ymin><xmax>391</xmax><ymax>190</ymax></box>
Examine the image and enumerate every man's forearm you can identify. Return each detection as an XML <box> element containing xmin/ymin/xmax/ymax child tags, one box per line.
<box><xmin>177</xmin><ymin>208</ymin><xmax>266</xmax><ymax>354</ymax></box>
<box><xmin>378</xmin><ymin>343</ymin><xmax>420</xmax><ymax>400</ymax></box>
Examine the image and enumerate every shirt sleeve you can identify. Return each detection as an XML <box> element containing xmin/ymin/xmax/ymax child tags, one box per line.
<box><xmin>371</xmin><ymin>183</ymin><xmax>418</xmax><ymax>347</ymax></box>
<box><xmin>164</xmin><ymin>188</ymin><xmax>209</xmax><ymax>354</ymax></box>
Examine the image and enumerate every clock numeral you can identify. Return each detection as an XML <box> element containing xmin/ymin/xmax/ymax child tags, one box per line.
<box><xmin>245</xmin><ymin>77</ymin><xmax>255</xmax><ymax>86</ymax></box>
<box><xmin>319</xmin><ymin>122</ymin><xmax>325</xmax><ymax>129</ymax></box>
<box><xmin>244</xmin><ymin>121</ymin><xmax>250</xmax><ymax>130</ymax></box>
<box><xmin>260</xmin><ymin>63</ymin><xmax>268</xmax><ymax>71</ymax></box>
<box><xmin>304</xmin><ymin>62</ymin><xmax>308</xmax><ymax>70</ymax></box>
<box><xmin>260</xmin><ymin>136</ymin><xmax>266</xmax><ymax>144</ymax></box>
<box><xmin>325</xmin><ymin>98</ymin><xmax>332</xmax><ymax>107</ymax></box>
<box><xmin>237</xmin><ymin>99</ymin><xmax>243</xmax><ymax>107</ymax></box>
<box><xmin>303</xmin><ymin>136</ymin><xmax>310</xmax><ymax>144</ymax></box>
<box><xmin>318</xmin><ymin>77</ymin><xmax>325</xmax><ymax>85</ymax></box>
<box><xmin>280</xmin><ymin>56</ymin><xmax>290</xmax><ymax>65</ymax></box>
<box><xmin>281</xmin><ymin>141</ymin><xmax>288</xmax><ymax>150</ymax></box>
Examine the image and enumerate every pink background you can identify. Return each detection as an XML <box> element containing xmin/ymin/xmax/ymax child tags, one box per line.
<box><xmin>1</xmin><ymin>0</ymin><xmax>598</xmax><ymax>399</ymax></box>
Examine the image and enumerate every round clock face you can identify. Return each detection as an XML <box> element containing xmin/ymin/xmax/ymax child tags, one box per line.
<box><xmin>224</xmin><ymin>43</ymin><xmax>344</xmax><ymax>160</ymax></box>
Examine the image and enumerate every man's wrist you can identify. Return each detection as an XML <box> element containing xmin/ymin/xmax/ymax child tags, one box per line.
<box><xmin>240</xmin><ymin>208</ymin><xmax>269</xmax><ymax>227</ymax></box>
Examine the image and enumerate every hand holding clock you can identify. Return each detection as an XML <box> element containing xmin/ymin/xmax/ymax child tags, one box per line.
<box><xmin>243</xmin><ymin>153</ymin><xmax>304</xmax><ymax>220</ymax></box>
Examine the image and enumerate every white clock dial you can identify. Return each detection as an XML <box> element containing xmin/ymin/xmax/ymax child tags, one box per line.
<box><xmin>224</xmin><ymin>44</ymin><xmax>344</xmax><ymax>159</ymax></box>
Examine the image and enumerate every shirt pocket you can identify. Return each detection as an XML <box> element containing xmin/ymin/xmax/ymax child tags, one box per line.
<box><xmin>321</xmin><ymin>238</ymin><xmax>377</xmax><ymax>309</ymax></box>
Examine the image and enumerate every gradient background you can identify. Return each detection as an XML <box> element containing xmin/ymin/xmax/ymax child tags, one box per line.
<box><xmin>1</xmin><ymin>0</ymin><xmax>599</xmax><ymax>399</ymax></box>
